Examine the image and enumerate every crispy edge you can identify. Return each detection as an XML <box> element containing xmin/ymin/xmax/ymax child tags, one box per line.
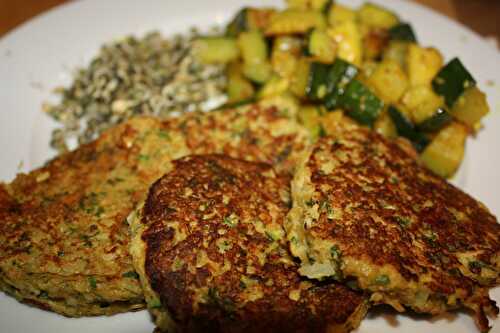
<box><xmin>129</xmin><ymin>203</ymin><xmax>178</xmax><ymax>332</ymax></box>
<box><xmin>132</xmin><ymin>155</ymin><xmax>368</xmax><ymax>332</ymax></box>
<box><xmin>286</xmin><ymin>131</ymin><xmax>500</xmax><ymax>331</ymax></box>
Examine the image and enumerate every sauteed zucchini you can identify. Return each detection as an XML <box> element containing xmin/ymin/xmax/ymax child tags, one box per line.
<box><xmin>193</xmin><ymin>1</ymin><xmax>490</xmax><ymax>178</ymax></box>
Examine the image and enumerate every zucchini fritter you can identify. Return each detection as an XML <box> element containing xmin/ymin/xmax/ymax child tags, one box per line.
<box><xmin>0</xmin><ymin>100</ymin><xmax>310</xmax><ymax>316</ymax></box>
<box><xmin>286</xmin><ymin>128</ymin><xmax>500</xmax><ymax>331</ymax></box>
<box><xmin>130</xmin><ymin>155</ymin><xmax>368</xmax><ymax>333</ymax></box>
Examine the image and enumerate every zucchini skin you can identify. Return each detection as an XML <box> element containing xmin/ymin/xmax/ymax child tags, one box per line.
<box><xmin>322</xmin><ymin>0</ymin><xmax>334</xmax><ymax>15</ymax></box>
<box><xmin>432</xmin><ymin>58</ymin><xmax>476</xmax><ymax>107</ymax></box>
<box><xmin>226</xmin><ymin>8</ymin><xmax>248</xmax><ymax>37</ymax></box>
<box><xmin>307</xmin><ymin>62</ymin><xmax>330</xmax><ymax>101</ymax></box>
<box><xmin>324</xmin><ymin>59</ymin><xmax>358</xmax><ymax>109</ymax></box>
<box><xmin>222</xmin><ymin>4</ymin><xmax>479</xmax><ymax>172</ymax></box>
<box><xmin>416</xmin><ymin>108</ymin><xmax>453</xmax><ymax>132</ymax></box>
<box><xmin>341</xmin><ymin>80</ymin><xmax>383</xmax><ymax>127</ymax></box>
<box><xmin>302</xmin><ymin>29</ymin><xmax>314</xmax><ymax>57</ymax></box>
<box><xmin>388</xmin><ymin>106</ymin><xmax>429</xmax><ymax>152</ymax></box>
<box><xmin>389</xmin><ymin>23</ymin><xmax>417</xmax><ymax>42</ymax></box>
<box><xmin>305</xmin><ymin>59</ymin><xmax>381</xmax><ymax>127</ymax></box>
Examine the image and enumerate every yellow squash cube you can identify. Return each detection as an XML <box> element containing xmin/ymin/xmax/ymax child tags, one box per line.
<box><xmin>368</xmin><ymin>60</ymin><xmax>408</xmax><ymax>103</ymax></box>
<box><xmin>407</xmin><ymin>44</ymin><xmax>443</xmax><ymax>87</ymax></box>
<box><xmin>327</xmin><ymin>20</ymin><xmax>363</xmax><ymax>66</ymax></box>
<box><xmin>420</xmin><ymin>122</ymin><xmax>468</xmax><ymax>178</ymax></box>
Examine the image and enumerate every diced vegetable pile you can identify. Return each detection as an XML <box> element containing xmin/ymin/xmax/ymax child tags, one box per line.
<box><xmin>192</xmin><ymin>0</ymin><xmax>490</xmax><ymax>178</ymax></box>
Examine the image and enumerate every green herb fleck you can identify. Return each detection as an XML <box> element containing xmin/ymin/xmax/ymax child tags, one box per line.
<box><xmin>374</xmin><ymin>275</ymin><xmax>390</xmax><ymax>286</ymax></box>
<box><xmin>95</xmin><ymin>206</ymin><xmax>105</xmax><ymax>217</ymax></box>
<box><xmin>239</xmin><ymin>280</ymin><xmax>247</xmax><ymax>289</ymax></box>
<box><xmin>88</xmin><ymin>276</ymin><xmax>97</xmax><ymax>289</ymax></box>
<box><xmin>138</xmin><ymin>154</ymin><xmax>150</xmax><ymax>162</ymax></box>
<box><xmin>265</xmin><ymin>231</ymin><xmax>275</xmax><ymax>242</ymax></box>
<box><xmin>321</xmin><ymin>201</ymin><xmax>335</xmax><ymax>220</ymax></box>
<box><xmin>106</xmin><ymin>177</ymin><xmax>124</xmax><ymax>185</ymax></box>
<box><xmin>279</xmin><ymin>108</ymin><xmax>290</xmax><ymax>118</ymax></box>
<box><xmin>122</xmin><ymin>271</ymin><xmax>140</xmax><ymax>279</ymax></box>
<box><xmin>207</xmin><ymin>287</ymin><xmax>235</xmax><ymax>313</ymax></box>
<box><xmin>79</xmin><ymin>192</ymin><xmax>106</xmax><ymax>217</ymax></box>
<box><xmin>39</xmin><ymin>291</ymin><xmax>49</xmax><ymax>299</ymax></box>
<box><xmin>468</xmin><ymin>260</ymin><xmax>487</xmax><ymax>273</ymax></box>
<box><xmin>395</xmin><ymin>216</ymin><xmax>411</xmax><ymax>228</ymax></box>
<box><xmin>446</xmin><ymin>243</ymin><xmax>457</xmax><ymax>252</ymax></box>
<box><xmin>448</xmin><ymin>268</ymin><xmax>461</xmax><ymax>277</ymax></box>
<box><xmin>150</xmin><ymin>298</ymin><xmax>162</xmax><ymax>309</ymax></box>
<box><xmin>217</xmin><ymin>240</ymin><xmax>232</xmax><ymax>253</ymax></box>
<box><xmin>330</xmin><ymin>245</ymin><xmax>341</xmax><ymax>261</ymax></box>
<box><xmin>423</xmin><ymin>229</ymin><xmax>438</xmax><ymax>246</ymax></box>
<box><xmin>346</xmin><ymin>280</ymin><xmax>359</xmax><ymax>290</ymax></box>
<box><xmin>318</xmin><ymin>124</ymin><xmax>327</xmax><ymax>138</ymax></box>
<box><xmin>157</xmin><ymin>130</ymin><xmax>171</xmax><ymax>140</ymax></box>
<box><xmin>80</xmin><ymin>235</ymin><xmax>92</xmax><ymax>247</ymax></box>
<box><xmin>41</xmin><ymin>196</ymin><xmax>54</xmax><ymax>208</ymax></box>
<box><xmin>305</xmin><ymin>199</ymin><xmax>316</xmax><ymax>207</ymax></box>
<box><xmin>427</xmin><ymin>232</ymin><xmax>437</xmax><ymax>241</ymax></box>
<box><xmin>330</xmin><ymin>139</ymin><xmax>340</xmax><ymax>149</ymax></box>
<box><xmin>178</xmin><ymin>119</ymin><xmax>188</xmax><ymax>133</ymax></box>
<box><xmin>223</xmin><ymin>214</ymin><xmax>239</xmax><ymax>228</ymax></box>
<box><xmin>172</xmin><ymin>258</ymin><xmax>184</xmax><ymax>271</ymax></box>
<box><xmin>389</xmin><ymin>176</ymin><xmax>399</xmax><ymax>184</ymax></box>
<box><xmin>207</xmin><ymin>287</ymin><xmax>220</xmax><ymax>303</ymax></box>
<box><xmin>307</xmin><ymin>254</ymin><xmax>316</xmax><ymax>265</ymax></box>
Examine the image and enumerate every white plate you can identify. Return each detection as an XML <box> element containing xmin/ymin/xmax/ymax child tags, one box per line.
<box><xmin>0</xmin><ymin>0</ymin><xmax>499</xmax><ymax>332</ymax></box>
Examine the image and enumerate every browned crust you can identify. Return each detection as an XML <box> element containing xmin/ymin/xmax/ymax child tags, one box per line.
<box><xmin>141</xmin><ymin>155</ymin><xmax>366</xmax><ymax>332</ymax></box>
<box><xmin>0</xmin><ymin>102</ymin><xmax>310</xmax><ymax>316</ymax></box>
<box><xmin>182</xmin><ymin>105</ymin><xmax>309</xmax><ymax>174</ymax></box>
<box><xmin>307</xmin><ymin>129</ymin><xmax>500</xmax><ymax>284</ymax></box>
<box><xmin>298</xmin><ymin>128</ymin><xmax>500</xmax><ymax>330</ymax></box>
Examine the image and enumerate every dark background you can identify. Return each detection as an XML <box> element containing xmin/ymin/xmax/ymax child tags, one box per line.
<box><xmin>1</xmin><ymin>0</ymin><xmax>499</xmax><ymax>43</ymax></box>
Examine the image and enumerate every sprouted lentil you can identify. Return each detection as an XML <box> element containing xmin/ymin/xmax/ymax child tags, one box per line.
<box><xmin>44</xmin><ymin>28</ymin><xmax>227</xmax><ymax>153</ymax></box>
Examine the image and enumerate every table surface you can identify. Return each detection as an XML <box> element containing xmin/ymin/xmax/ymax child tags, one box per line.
<box><xmin>0</xmin><ymin>0</ymin><xmax>499</xmax><ymax>43</ymax></box>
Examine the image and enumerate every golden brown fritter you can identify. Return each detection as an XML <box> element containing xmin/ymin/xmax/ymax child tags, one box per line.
<box><xmin>286</xmin><ymin>128</ymin><xmax>500</xmax><ymax>331</ymax></box>
<box><xmin>0</xmin><ymin>100</ymin><xmax>311</xmax><ymax>317</ymax></box>
<box><xmin>130</xmin><ymin>155</ymin><xmax>368</xmax><ymax>333</ymax></box>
